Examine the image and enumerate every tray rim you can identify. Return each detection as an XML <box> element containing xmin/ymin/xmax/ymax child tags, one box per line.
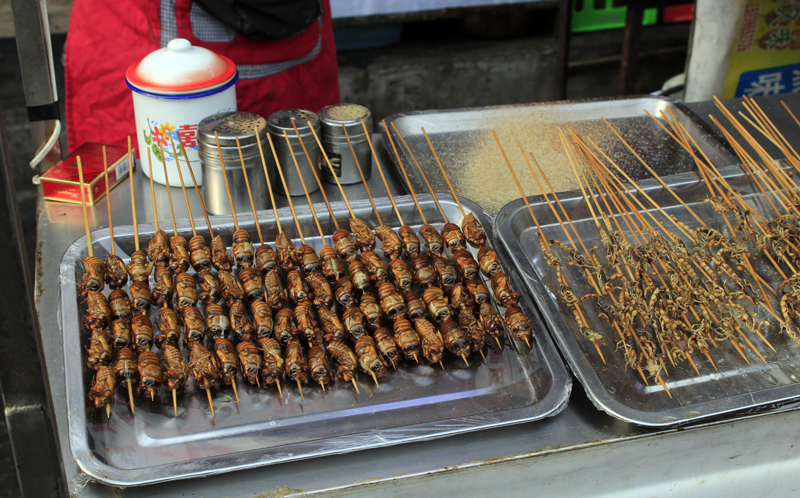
<box><xmin>494</xmin><ymin>165</ymin><xmax>800</xmax><ymax>427</ymax></box>
<box><xmin>61</xmin><ymin>194</ymin><xmax>571</xmax><ymax>487</ymax></box>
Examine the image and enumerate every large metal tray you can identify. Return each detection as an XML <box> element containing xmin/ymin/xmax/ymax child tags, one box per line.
<box><xmin>495</xmin><ymin>165</ymin><xmax>800</xmax><ymax>427</ymax></box>
<box><xmin>379</xmin><ymin>96</ymin><xmax>737</xmax><ymax>216</ymax></box>
<box><xmin>60</xmin><ymin>194</ymin><xmax>571</xmax><ymax>487</ymax></box>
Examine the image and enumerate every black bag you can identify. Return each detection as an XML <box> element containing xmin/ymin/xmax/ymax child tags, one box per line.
<box><xmin>191</xmin><ymin>0</ymin><xmax>322</xmax><ymax>39</ymax></box>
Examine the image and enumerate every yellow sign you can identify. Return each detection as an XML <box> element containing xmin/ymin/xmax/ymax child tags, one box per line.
<box><xmin>724</xmin><ymin>1</ymin><xmax>800</xmax><ymax>97</ymax></box>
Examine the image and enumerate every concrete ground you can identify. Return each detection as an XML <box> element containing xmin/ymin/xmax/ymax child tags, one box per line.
<box><xmin>0</xmin><ymin>12</ymin><xmax>690</xmax><ymax>496</ymax></box>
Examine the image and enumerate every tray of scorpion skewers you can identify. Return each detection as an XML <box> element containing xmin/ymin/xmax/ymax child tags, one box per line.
<box><xmin>60</xmin><ymin>148</ymin><xmax>570</xmax><ymax>485</ymax></box>
<box><xmin>494</xmin><ymin>102</ymin><xmax>800</xmax><ymax>427</ymax></box>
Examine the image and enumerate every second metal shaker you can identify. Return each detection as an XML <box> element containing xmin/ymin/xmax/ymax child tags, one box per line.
<box><xmin>318</xmin><ymin>104</ymin><xmax>373</xmax><ymax>185</ymax></box>
<box><xmin>267</xmin><ymin>109</ymin><xmax>321</xmax><ymax>197</ymax></box>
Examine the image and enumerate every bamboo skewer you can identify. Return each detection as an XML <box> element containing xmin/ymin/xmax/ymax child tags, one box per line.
<box><xmin>147</xmin><ymin>150</ymin><xmax>160</xmax><ymax>232</ymax></box>
<box><xmin>576</xmin><ymin>129</ymin><xmax>769</xmax><ymax>363</ymax></box>
<box><xmin>170</xmin><ymin>138</ymin><xmax>197</xmax><ymax>237</ymax></box>
<box><xmin>214</xmin><ymin>131</ymin><xmax>240</xmax><ymax>231</ymax></box>
<box><xmin>714</xmin><ymin>98</ymin><xmax>800</xmax><ymax>212</ymax></box>
<box><xmin>491</xmin><ymin>132</ymin><xmax>580</xmax><ymax>353</ymax></box>
<box><xmin>127</xmin><ymin>380</ymin><xmax>135</xmax><ymax>414</ymax></box>
<box><xmin>391</xmin><ymin>123</ymin><xmax>449</xmax><ymax>223</ymax></box>
<box><xmin>710</xmin><ymin>115</ymin><xmax>786</xmax><ymax>217</ymax></box>
<box><xmin>388</xmin><ymin>123</ymin><xmax>495</xmax><ymax>354</ymax></box>
<box><xmin>306</xmin><ymin>121</ymin><xmax>357</xmax><ymax>219</ymax></box>
<box><xmin>77</xmin><ymin>157</ymin><xmax>93</xmax><ymax>258</ymax></box>
<box><xmin>588</xmin><ymin>152</ymin><xmax>700</xmax><ymax>375</ymax></box>
<box><xmin>601</xmin><ymin>118</ymin><xmax>711</xmax><ymax>228</ymax></box>
<box><xmin>581</xmin><ymin>147</ymin><xmax>709</xmax><ymax>374</ymax></box>
<box><xmin>370</xmin><ymin>371</ymin><xmax>380</xmax><ymax>387</ymax></box>
<box><xmin>183</xmin><ymin>145</ymin><xmax>215</xmax><ymax>238</ymax></box>
<box><xmin>710</xmin><ymin>114</ymin><xmax>800</xmax><ymax>273</ymax></box>
<box><xmin>101</xmin><ymin>147</ymin><xmax>116</xmax><ymax>255</ymax></box>
<box><xmin>159</xmin><ymin>146</ymin><xmax>179</xmax><ymax>237</ymax></box>
<box><xmin>421</xmin><ymin>127</ymin><xmax>464</xmax><ymax>218</ymax></box>
<box><xmin>404</xmin><ymin>126</ymin><xmax>509</xmax><ymax>351</ymax></box>
<box><xmin>745</xmin><ymin>98</ymin><xmax>800</xmax><ymax>174</ymax></box>
<box><xmin>722</xmin><ymin>98</ymin><xmax>800</xmax><ymax>194</ymax></box>
<box><xmin>285</xmin><ymin>129</ymin><xmax>327</xmax><ymax>245</ymax></box>
<box><xmin>172</xmin><ymin>389</ymin><xmax>178</xmax><ymax>417</ymax></box>
<box><xmin>290</xmin><ymin>120</ymin><xmax>342</xmax><ymax>231</ymax></box>
<box><xmin>559</xmin><ymin>131</ymin><xmax>660</xmax><ymax>383</ymax></box>
<box><xmin>127</xmin><ymin>137</ymin><xmax>141</xmax><ymax>252</ymax></box>
<box><xmin>385</xmin><ymin>121</ymin><xmax>428</xmax><ymax>225</ymax></box>
<box><xmin>206</xmin><ymin>388</ymin><xmax>215</xmax><ymax>417</ymax></box>
<box><xmin>297</xmin><ymin>379</ymin><xmax>304</xmax><ymax>401</ymax></box>
<box><xmin>255</xmin><ymin>126</ymin><xmax>283</xmax><ymax>234</ymax></box>
<box><xmin>235</xmin><ymin>136</ymin><xmax>264</xmax><ymax>244</ymax></box>
<box><xmin>278</xmin><ymin>131</ymin><xmax>308</xmax><ymax>244</ymax></box>
<box><xmin>520</xmin><ymin>145</ymin><xmax>582</xmax><ymax>251</ymax></box>
<box><xmin>363</xmin><ymin>120</ymin><xmax>403</xmax><ymax>225</ymax></box>
<box><xmin>651</xmin><ymin>115</ymin><xmax>779</xmax><ymax>302</ymax></box>
<box><xmin>568</xmin><ymin>130</ymin><xmax>700</xmax><ymax>376</ymax></box>
<box><xmin>343</xmin><ymin>124</ymin><xmax>382</xmax><ymax>226</ymax></box>
<box><xmin>351</xmin><ymin>378</ymin><xmax>360</xmax><ymax>394</ymax></box>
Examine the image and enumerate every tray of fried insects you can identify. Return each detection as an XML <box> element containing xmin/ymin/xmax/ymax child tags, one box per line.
<box><xmin>494</xmin><ymin>98</ymin><xmax>800</xmax><ymax>427</ymax></box>
<box><xmin>60</xmin><ymin>129</ymin><xmax>570</xmax><ymax>485</ymax></box>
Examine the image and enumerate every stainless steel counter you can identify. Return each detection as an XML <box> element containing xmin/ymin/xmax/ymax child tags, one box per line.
<box><xmin>36</xmin><ymin>100</ymin><xmax>800</xmax><ymax>496</ymax></box>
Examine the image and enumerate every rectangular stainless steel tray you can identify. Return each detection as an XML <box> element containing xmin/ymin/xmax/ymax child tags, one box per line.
<box><xmin>379</xmin><ymin>96</ymin><xmax>737</xmax><ymax>216</ymax></box>
<box><xmin>495</xmin><ymin>165</ymin><xmax>800</xmax><ymax>427</ymax></box>
<box><xmin>61</xmin><ymin>194</ymin><xmax>571</xmax><ymax>486</ymax></box>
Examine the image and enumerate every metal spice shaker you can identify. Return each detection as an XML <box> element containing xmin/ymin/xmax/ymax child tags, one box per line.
<box><xmin>318</xmin><ymin>104</ymin><xmax>372</xmax><ymax>185</ymax></box>
<box><xmin>198</xmin><ymin>111</ymin><xmax>271</xmax><ymax>215</ymax></box>
<box><xmin>267</xmin><ymin>109</ymin><xmax>321</xmax><ymax>197</ymax></box>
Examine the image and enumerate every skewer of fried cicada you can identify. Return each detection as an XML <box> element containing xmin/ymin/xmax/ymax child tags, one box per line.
<box><xmin>145</xmin><ymin>150</ymin><xmax>176</xmax><ymax>318</ymax></box>
<box><xmin>288</xmin><ymin>121</ymin><xmax>349</xmax><ymax>283</ymax></box>
<box><xmin>307</xmin><ymin>118</ymin><xmax>376</xmax><ymax>256</ymax></box>
<box><xmin>389</xmin><ymin>124</ymin><xmax>497</xmax><ymax>359</ymax></box>
<box><xmin>354</xmin><ymin>120</ymin><xmax>415</xmax><ymax>260</ymax></box>
<box><xmin>425</xmin><ymin>128</ymin><xmax>523</xmax><ymax>355</ymax></box>
<box><xmin>124</xmin><ymin>138</ymin><xmax>153</xmax><ymax>316</ymax></box>
<box><xmin>381</xmin><ymin>124</ymin><xmax>463</xmax><ymax>364</ymax></box>
<box><xmin>145</xmin><ymin>150</ymin><xmax>170</xmax><ymax>268</ymax></box>
<box><xmin>77</xmin><ymin>156</ymin><xmax>113</xmax><ymax>418</ymax></box>
<box><xmin>101</xmin><ymin>146</ymin><xmax>128</xmax><ymax>289</ymax></box>
<box><xmin>170</xmin><ymin>137</ymin><xmax>221</xmax><ymax>305</ymax></box>
<box><xmin>76</xmin><ymin>155</ymin><xmax>105</xmax><ymax>296</ymax></box>
<box><xmin>156</xmin><ymin>143</ymin><xmax>191</xmax><ymax>275</ymax></box>
<box><xmin>214</xmin><ymin>131</ymin><xmax>256</xmax><ymax>272</ymax></box>
<box><xmin>260</xmin><ymin>133</ymin><xmax>305</xmax><ymax>274</ymax></box>
<box><xmin>284</xmin><ymin>132</ymin><xmax>337</xmax><ymax>316</ymax></box>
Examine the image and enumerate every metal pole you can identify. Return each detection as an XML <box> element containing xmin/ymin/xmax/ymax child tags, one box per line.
<box><xmin>11</xmin><ymin>0</ymin><xmax>62</xmax><ymax>176</ymax></box>
<box><xmin>0</xmin><ymin>101</ymin><xmax>65</xmax><ymax>495</ymax></box>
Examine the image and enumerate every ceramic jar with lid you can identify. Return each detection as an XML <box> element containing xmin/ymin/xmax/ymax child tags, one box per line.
<box><xmin>126</xmin><ymin>38</ymin><xmax>238</xmax><ymax>186</ymax></box>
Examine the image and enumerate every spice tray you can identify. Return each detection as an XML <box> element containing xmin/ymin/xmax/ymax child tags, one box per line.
<box><xmin>380</xmin><ymin>95</ymin><xmax>736</xmax><ymax>216</ymax></box>
<box><xmin>61</xmin><ymin>194</ymin><xmax>571</xmax><ymax>486</ymax></box>
<box><xmin>495</xmin><ymin>165</ymin><xmax>800</xmax><ymax>427</ymax></box>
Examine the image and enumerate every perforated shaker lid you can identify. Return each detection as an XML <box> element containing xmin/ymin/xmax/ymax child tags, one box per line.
<box><xmin>267</xmin><ymin>109</ymin><xmax>320</xmax><ymax>139</ymax></box>
<box><xmin>126</xmin><ymin>38</ymin><xmax>237</xmax><ymax>95</ymax></box>
<box><xmin>197</xmin><ymin>111</ymin><xmax>268</xmax><ymax>148</ymax></box>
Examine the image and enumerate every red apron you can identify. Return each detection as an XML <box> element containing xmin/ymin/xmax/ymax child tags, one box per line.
<box><xmin>65</xmin><ymin>0</ymin><xmax>340</xmax><ymax>154</ymax></box>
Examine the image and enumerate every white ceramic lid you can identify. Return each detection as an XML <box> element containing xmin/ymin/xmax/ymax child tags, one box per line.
<box><xmin>126</xmin><ymin>39</ymin><xmax>237</xmax><ymax>95</ymax></box>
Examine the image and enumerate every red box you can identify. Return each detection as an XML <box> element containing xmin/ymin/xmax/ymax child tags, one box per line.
<box><xmin>662</xmin><ymin>4</ymin><xmax>694</xmax><ymax>23</ymax></box>
<box><xmin>41</xmin><ymin>142</ymin><xmax>131</xmax><ymax>205</ymax></box>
